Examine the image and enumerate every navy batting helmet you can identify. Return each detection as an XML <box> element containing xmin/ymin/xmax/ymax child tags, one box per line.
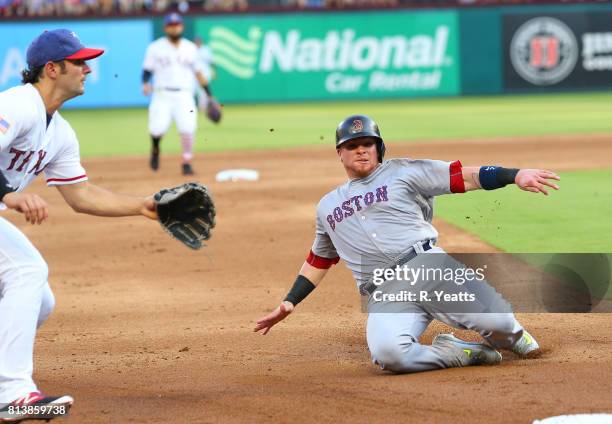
<box><xmin>335</xmin><ymin>114</ymin><xmax>386</xmax><ymax>163</ymax></box>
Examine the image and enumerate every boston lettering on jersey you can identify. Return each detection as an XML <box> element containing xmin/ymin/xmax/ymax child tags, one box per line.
<box><xmin>6</xmin><ymin>148</ymin><xmax>48</xmax><ymax>175</ymax></box>
<box><xmin>326</xmin><ymin>185</ymin><xmax>388</xmax><ymax>231</ymax></box>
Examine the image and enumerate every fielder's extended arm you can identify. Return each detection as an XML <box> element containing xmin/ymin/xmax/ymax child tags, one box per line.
<box><xmin>56</xmin><ymin>181</ymin><xmax>156</xmax><ymax>219</ymax></box>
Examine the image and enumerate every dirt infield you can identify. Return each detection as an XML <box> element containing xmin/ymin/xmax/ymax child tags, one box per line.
<box><xmin>9</xmin><ymin>134</ymin><xmax>611</xmax><ymax>423</ymax></box>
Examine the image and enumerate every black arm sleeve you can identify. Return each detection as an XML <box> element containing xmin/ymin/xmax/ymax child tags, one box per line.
<box><xmin>479</xmin><ymin>166</ymin><xmax>520</xmax><ymax>190</ymax></box>
<box><xmin>142</xmin><ymin>70</ymin><xmax>152</xmax><ymax>84</ymax></box>
<box><xmin>284</xmin><ymin>275</ymin><xmax>316</xmax><ymax>306</ymax></box>
<box><xmin>497</xmin><ymin>167</ymin><xmax>520</xmax><ymax>186</ymax></box>
<box><xmin>0</xmin><ymin>170</ymin><xmax>15</xmax><ymax>201</ymax></box>
<box><xmin>202</xmin><ymin>84</ymin><xmax>213</xmax><ymax>97</ymax></box>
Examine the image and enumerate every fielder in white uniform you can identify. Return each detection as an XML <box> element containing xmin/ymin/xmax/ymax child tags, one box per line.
<box><xmin>0</xmin><ymin>29</ymin><xmax>158</xmax><ymax>421</ymax></box>
<box><xmin>142</xmin><ymin>13</ymin><xmax>215</xmax><ymax>176</ymax></box>
<box><xmin>255</xmin><ymin>115</ymin><xmax>561</xmax><ymax>373</ymax></box>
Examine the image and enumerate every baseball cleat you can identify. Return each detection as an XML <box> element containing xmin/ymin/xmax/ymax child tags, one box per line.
<box><xmin>0</xmin><ymin>392</ymin><xmax>73</xmax><ymax>422</ymax></box>
<box><xmin>182</xmin><ymin>163</ymin><xmax>194</xmax><ymax>175</ymax></box>
<box><xmin>150</xmin><ymin>151</ymin><xmax>159</xmax><ymax>171</ymax></box>
<box><xmin>433</xmin><ymin>333</ymin><xmax>502</xmax><ymax>366</ymax></box>
<box><xmin>512</xmin><ymin>330</ymin><xmax>540</xmax><ymax>357</ymax></box>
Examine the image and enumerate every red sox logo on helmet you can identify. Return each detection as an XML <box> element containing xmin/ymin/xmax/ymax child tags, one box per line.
<box><xmin>351</xmin><ymin>119</ymin><xmax>363</xmax><ymax>133</ymax></box>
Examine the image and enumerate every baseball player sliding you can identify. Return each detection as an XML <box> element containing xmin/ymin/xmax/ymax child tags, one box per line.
<box><xmin>142</xmin><ymin>13</ymin><xmax>216</xmax><ymax>175</ymax></box>
<box><xmin>0</xmin><ymin>29</ymin><xmax>158</xmax><ymax>422</ymax></box>
<box><xmin>255</xmin><ymin>115</ymin><xmax>560</xmax><ymax>373</ymax></box>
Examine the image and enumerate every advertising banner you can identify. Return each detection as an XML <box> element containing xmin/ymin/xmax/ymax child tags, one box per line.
<box><xmin>195</xmin><ymin>11</ymin><xmax>460</xmax><ymax>102</ymax></box>
<box><xmin>0</xmin><ymin>20</ymin><xmax>152</xmax><ymax>108</ymax></box>
<box><xmin>504</xmin><ymin>12</ymin><xmax>612</xmax><ymax>90</ymax></box>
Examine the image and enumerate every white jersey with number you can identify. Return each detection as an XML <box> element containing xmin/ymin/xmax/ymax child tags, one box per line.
<box><xmin>0</xmin><ymin>83</ymin><xmax>88</xmax><ymax>208</ymax></box>
<box><xmin>142</xmin><ymin>37</ymin><xmax>201</xmax><ymax>91</ymax></box>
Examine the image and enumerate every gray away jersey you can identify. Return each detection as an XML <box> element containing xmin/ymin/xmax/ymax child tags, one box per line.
<box><xmin>311</xmin><ymin>158</ymin><xmax>464</xmax><ymax>287</ymax></box>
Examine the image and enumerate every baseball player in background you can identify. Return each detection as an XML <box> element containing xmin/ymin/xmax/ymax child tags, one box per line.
<box><xmin>0</xmin><ymin>29</ymin><xmax>158</xmax><ymax>421</ymax></box>
<box><xmin>142</xmin><ymin>13</ymin><xmax>216</xmax><ymax>176</ymax></box>
<box><xmin>255</xmin><ymin>115</ymin><xmax>561</xmax><ymax>373</ymax></box>
<box><xmin>193</xmin><ymin>36</ymin><xmax>216</xmax><ymax>112</ymax></box>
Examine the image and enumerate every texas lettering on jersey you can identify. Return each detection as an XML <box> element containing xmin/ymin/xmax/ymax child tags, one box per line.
<box><xmin>326</xmin><ymin>185</ymin><xmax>388</xmax><ymax>231</ymax></box>
<box><xmin>143</xmin><ymin>38</ymin><xmax>201</xmax><ymax>91</ymax></box>
<box><xmin>0</xmin><ymin>84</ymin><xmax>88</xmax><ymax>199</ymax></box>
<box><xmin>6</xmin><ymin>148</ymin><xmax>48</xmax><ymax>175</ymax></box>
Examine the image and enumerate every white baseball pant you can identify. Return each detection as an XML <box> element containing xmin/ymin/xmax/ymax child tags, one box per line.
<box><xmin>0</xmin><ymin>217</ymin><xmax>55</xmax><ymax>402</ymax></box>
<box><xmin>148</xmin><ymin>89</ymin><xmax>197</xmax><ymax>137</ymax></box>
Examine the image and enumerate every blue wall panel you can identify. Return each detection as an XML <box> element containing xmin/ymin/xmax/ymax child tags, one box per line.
<box><xmin>0</xmin><ymin>20</ymin><xmax>152</xmax><ymax>108</ymax></box>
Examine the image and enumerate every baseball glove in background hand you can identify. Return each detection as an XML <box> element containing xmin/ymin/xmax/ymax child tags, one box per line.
<box><xmin>206</xmin><ymin>98</ymin><xmax>222</xmax><ymax>124</ymax></box>
<box><xmin>154</xmin><ymin>182</ymin><xmax>216</xmax><ymax>250</ymax></box>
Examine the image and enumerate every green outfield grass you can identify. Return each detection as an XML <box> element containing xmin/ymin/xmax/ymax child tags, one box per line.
<box><xmin>64</xmin><ymin>91</ymin><xmax>612</xmax><ymax>157</ymax></box>
<box><xmin>435</xmin><ymin>169</ymin><xmax>612</xmax><ymax>253</ymax></box>
<box><xmin>436</xmin><ymin>169</ymin><xmax>612</xmax><ymax>299</ymax></box>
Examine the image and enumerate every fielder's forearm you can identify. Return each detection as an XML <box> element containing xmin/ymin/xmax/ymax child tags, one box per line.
<box><xmin>142</xmin><ymin>70</ymin><xmax>152</xmax><ymax>84</ymax></box>
<box><xmin>196</xmin><ymin>72</ymin><xmax>213</xmax><ymax>97</ymax></box>
<box><xmin>57</xmin><ymin>182</ymin><xmax>148</xmax><ymax>217</ymax></box>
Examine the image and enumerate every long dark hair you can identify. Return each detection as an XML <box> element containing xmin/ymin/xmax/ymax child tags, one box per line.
<box><xmin>21</xmin><ymin>61</ymin><xmax>66</xmax><ymax>84</ymax></box>
<box><xmin>21</xmin><ymin>66</ymin><xmax>44</xmax><ymax>84</ymax></box>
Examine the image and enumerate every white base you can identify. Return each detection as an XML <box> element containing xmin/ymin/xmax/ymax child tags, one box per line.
<box><xmin>534</xmin><ymin>414</ymin><xmax>612</xmax><ymax>424</ymax></box>
<box><xmin>215</xmin><ymin>169</ymin><xmax>260</xmax><ymax>182</ymax></box>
